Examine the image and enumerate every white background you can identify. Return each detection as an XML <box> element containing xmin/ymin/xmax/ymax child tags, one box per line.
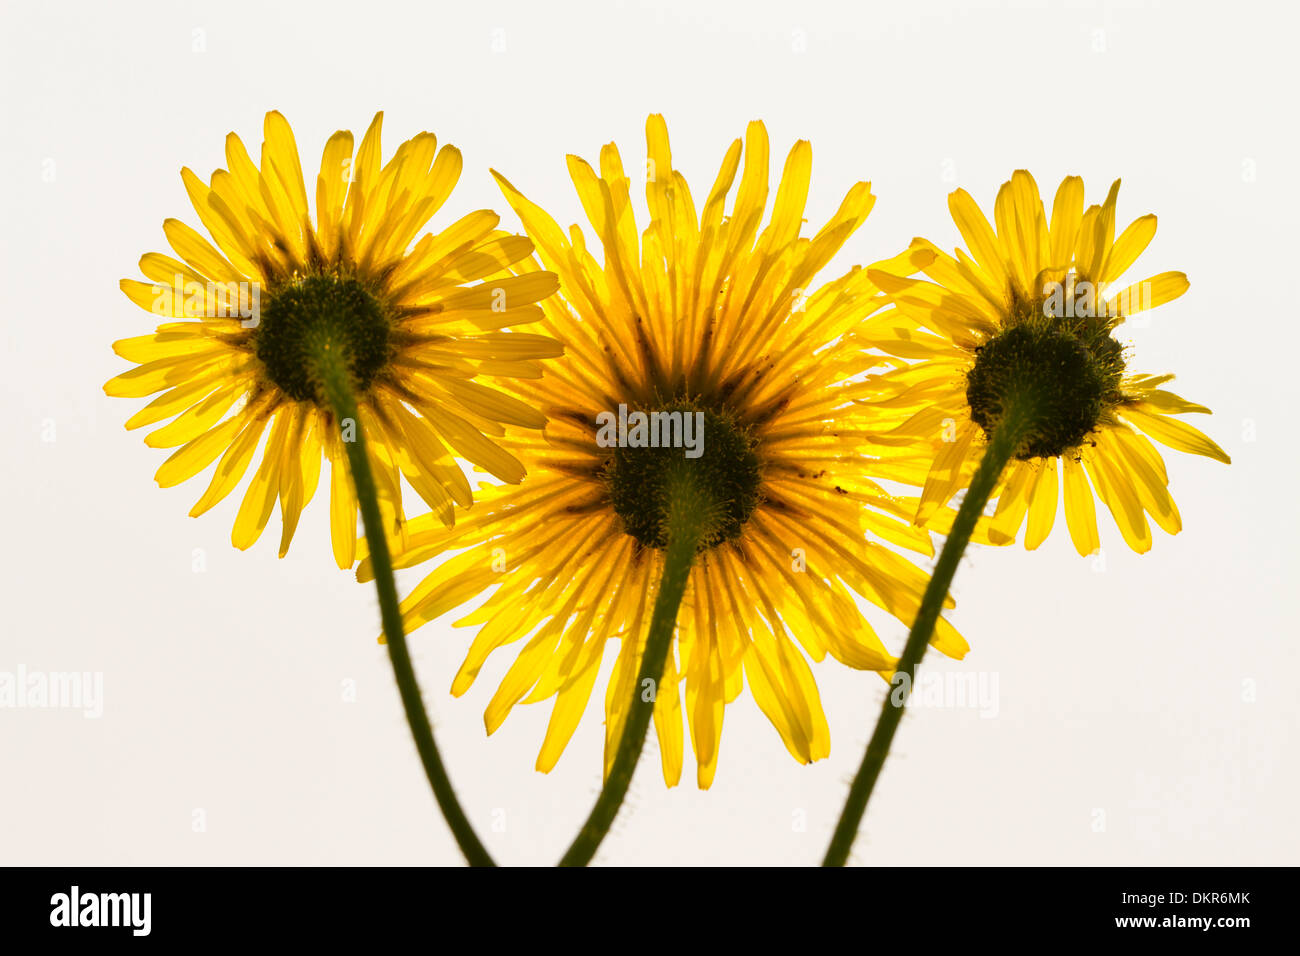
<box><xmin>1</xmin><ymin>0</ymin><xmax>1295</xmax><ymax>865</ymax></box>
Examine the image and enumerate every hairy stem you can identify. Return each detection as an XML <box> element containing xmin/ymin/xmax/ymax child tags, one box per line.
<box><xmin>316</xmin><ymin>344</ymin><xmax>495</xmax><ymax>867</ymax></box>
<box><xmin>558</xmin><ymin>469</ymin><xmax>710</xmax><ymax>867</ymax></box>
<box><xmin>822</xmin><ymin>400</ymin><xmax>1037</xmax><ymax>867</ymax></box>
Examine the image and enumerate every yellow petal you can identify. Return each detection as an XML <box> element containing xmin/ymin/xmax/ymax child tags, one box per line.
<box><xmin>326</xmin><ymin>430</ymin><xmax>357</xmax><ymax>569</ymax></box>
<box><xmin>1061</xmin><ymin>455</ymin><xmax>1099</xmax><ymax>556</ymax></box>
<box><xmin>1024</xmin><ymin>457</ymin><xmax>1059</xmax><ymax>550</ymax></box>
<box><xmin>1087</xmin><ymin>450</ymin><xmax>1151</xmax><ymax>553</ymax></box>
<box><xmin>1102</xmin><ymin>214</ymin><xmax>1156</xmax><ymax>284</ymax></box>
<box><xmin>180</xmin><ymin>167</ymin><xmax>260</xmax><ymax>276</ymax></box>
<box><xmin>1107</xmin><ymin>271</ymin><xmax>1189</xmax><ymax>317</ymax></box>
<box><xmin>263</xmin><ymin>111</ymin><xmax>309</xmax><ymax>222</ymax></box>
<box><xmin>315</xmin><ymin>130</ymin><xmax>355</xmax><ymax>258</ymax></box>
<box><xmin>916</xmin><ymin>423</ymin><xmax>976</xmax><ymax>525</ymax></box>
<box><xmin>987</xmin><ymin>461</ymin><xmax>1033</xmax><ymax>545</ymax></box>
<box><xmin>1048</xmin><ymin>175</ymin><xmax>1084</xmax><ymax>269</ymax></box>
<box><xmin>143</xmin><ymin>383</ymin><xmax>242</xmax><ymax>448</ymax></box>
<box><xmin>1122</xmin><ymin>405</ymin><xmax>1231</xmax><ymax>463</ymax></box>
<box><xmin>104</xmin><ymin>351</ymin><xmax>230</xmax><ymax>398</ymax></box>
<box><xmin>277</xmin><ymin>406</ymin><xmax>309</xmax><ymax>557</ymax></box>
<box><xmin>948</xmin><ymin>187</ymin><xmax>1009</xmax><ymax>291</ymax></box>
<box><xmin>421</xmin><ymin>405</ymin><xmax>525</xmax><ymax>484</ymax></box>
<box><xmin>163</xmin><ymin>218</ymin><xmax>244</xmax><ymax>284</ymax></box>
<box><xmin>154</xmin><ymin>415</ymin><xmax>244</xmax><ymax>487</ymax></box>
<box><xmin>1110</xmin><ymin>428</ymin><xmax>1181</xmax><ymax>535</ymax></box>
<box><xmin>190</xmin><ymin>406</ymin><xmax>271</xmax><ymax>516</ymax></box>
<box><xmin>231</xmin><ymin>408</ymin><xmax>290</xmax><ymax>550</ymax></box>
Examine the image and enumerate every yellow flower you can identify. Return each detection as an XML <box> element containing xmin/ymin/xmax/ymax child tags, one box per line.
<box><xmin>864</xmin><ymin>171</ymin><xmax>1230</xmax><ymax>555</ymax></box>
<box><xmin>105</xmin><ymin>111</ymin><xmax>561</xmax><ymax>566</ymax></box>
<box><xmin>362</xmin><ymin>116</ymin><xmax>967</xmax><ymax>788</ymax></box>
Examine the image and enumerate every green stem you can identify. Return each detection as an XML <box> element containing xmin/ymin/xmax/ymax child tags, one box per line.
<box><xmin>558</xmin><ymin>470</ymin><xmax>710</xmax><ymax>867</ymax></box>
<box><xmin>822</xmin><ymin>400</ymin><xmax>1038</xmax><ymax>867</ymax></box>
<box><xmin>315</xmin><ymin>344</ymin><xmax>495</xmax><ymax>868</ymax></box>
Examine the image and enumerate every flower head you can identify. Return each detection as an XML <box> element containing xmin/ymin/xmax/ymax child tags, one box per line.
<box><xmin>362</xmin><ymin>117</ymin><xmax>966</xmax><ymax>788</ymax></box>
<box><xmin>106</xmin><ymin>111</ymin><xmax>561</xmax><ymax>565</ymax></box>
<box><xmin>865</xmin><ymin>171</ymin><xmax>1230</xmax><ymax>555</ymax></box>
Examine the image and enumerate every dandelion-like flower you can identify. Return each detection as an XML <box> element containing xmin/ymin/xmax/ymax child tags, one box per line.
<box><xmin>363</xmin><ymin>116</ymin><xmax>966</xmax><ymax>788</ymax></box>
<box><xmin>105</xmin><ymin>111</ymin><xmax>561</xmax><ymax>565</ymax></box>
<box><xmin>865</xmin><ymin>171</ymin><xmax>1230</xmax><ymax>555</ymax></box>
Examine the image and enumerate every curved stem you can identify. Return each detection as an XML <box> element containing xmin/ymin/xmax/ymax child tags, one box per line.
<box><xmin>558</xmin><ymin>471</ymin><xmax>709</xmax><ymax>867</ymax></box>
<box><xmin>316</xmin><ymin>345</ymin><xmax>495</xmax><ymax>868</ymax></box>
<box><xmin>822</xmin><ymin>401</ymin><xmax>1037</xmax><ymax>867</ymax></box>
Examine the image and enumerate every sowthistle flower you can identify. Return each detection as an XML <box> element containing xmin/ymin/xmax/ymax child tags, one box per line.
<box><xmin>823</xmin><ymin>171</ymin><xmax>1231</xmax><ymax>866</ymax></box>
<box><xmin>362</xmin><ymin>116</ymin><xmax>966</xmax><ymax>791</ymax></box>
<box><xmin>105</xmin><ymin>111</ymin><xmax>561</xmax><ymax>565</ymax></box>
<box><xmin>864</xmin><ymin>171</ymin><xmax>1229</xmax><ymax>554</ymax></box>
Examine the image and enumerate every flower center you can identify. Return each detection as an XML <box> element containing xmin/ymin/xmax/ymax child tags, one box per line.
<box><xmin>965</xmin><ymin>287</ymin><xmax>1125</xmax><ymax>460</ymax></box>
<box><xmin>254</xmin><ymin>275</ymin><xmax>391</xmax><ymax>403</ymax></box>
<box><xmin>604</xmin><ymin>403</ymin><xmax>762</xmax><ymax>552</ymax></box>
